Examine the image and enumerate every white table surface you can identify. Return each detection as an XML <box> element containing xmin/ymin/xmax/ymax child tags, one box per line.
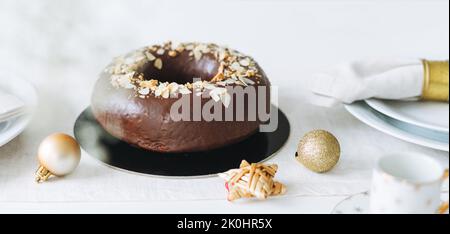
<box><xmin>0</xmin><ymin>0</ymin><xmax>449</xmax><ymax>214</ymax></box>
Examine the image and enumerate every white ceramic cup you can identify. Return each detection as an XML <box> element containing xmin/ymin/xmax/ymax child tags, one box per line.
<box><xmin>370</xmin><ymin>153</ymin><xmax>448</xmax><ymax>214</ymax></box>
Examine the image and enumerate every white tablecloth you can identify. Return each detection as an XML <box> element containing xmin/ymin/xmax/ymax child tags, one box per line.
<box><xmin>0</xmin><ymin>0</ymin><xmax>448</xmax><ymax>207</ymax></box>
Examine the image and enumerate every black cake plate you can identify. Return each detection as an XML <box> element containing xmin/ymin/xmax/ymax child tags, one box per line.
<box><xmin>74</xmin><ymin>107</ymin><xmax>290</xmax><ymax>178</ymax></box>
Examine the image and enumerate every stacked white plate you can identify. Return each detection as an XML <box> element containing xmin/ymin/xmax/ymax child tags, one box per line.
<box><xmin>0</xmin><ymin>77</ymin><xmax>37</xmax><ymax>148</ymax></box>
<box><xmin>345</xmin><ymin>99</ymin><xmax>449</xmax><ymax>152</ymax></box>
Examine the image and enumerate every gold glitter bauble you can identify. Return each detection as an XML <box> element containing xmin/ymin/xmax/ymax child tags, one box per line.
<box><xmin>296</xmin><ymin>130</ymin><xmax>340</xmax><ymax>173</ymax></box>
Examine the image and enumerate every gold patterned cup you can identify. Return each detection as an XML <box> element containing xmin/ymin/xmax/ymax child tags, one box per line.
<box><xmin>370</xmin><ymin>153</ymin><xmax>448</xmax><ymax>214</ymax></box>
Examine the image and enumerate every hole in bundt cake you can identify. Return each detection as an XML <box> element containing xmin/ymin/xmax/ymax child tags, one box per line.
<box><xmin>139</xmin><ymin>52</ymin><xmax>220</xmax><ymax>84</ymax></box>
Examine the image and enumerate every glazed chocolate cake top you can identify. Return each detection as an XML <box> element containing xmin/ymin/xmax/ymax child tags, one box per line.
<box><xmin>104</xmin><ymin>41</ymin><xmax>265</xmax><ymax>107</ymax></box>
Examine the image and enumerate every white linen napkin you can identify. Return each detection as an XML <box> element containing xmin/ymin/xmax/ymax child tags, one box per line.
<box><xmin>309</xmin><ymin>58</ymin><xmax>425</xmax><ymax>107</ymax></box>
<box><xmin>0</xmin><ymin>89</ymin><xmax>25</xmax><ymax>123</ymax></box>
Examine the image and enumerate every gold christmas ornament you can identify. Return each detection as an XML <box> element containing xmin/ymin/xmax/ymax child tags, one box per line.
<box><xmin>296</xmin><ymin>130</ymin><xmax>340</xmax><ymax>173</ymax></box>
<box><xmin>219</xmin><ymin>160</ymin><xmax>286</xmax><ymax>201</ymax></box>
<box><xmin>35</xmin><ymin>133</ymin><xmax>81</xmax><ymax>183</ymax></box>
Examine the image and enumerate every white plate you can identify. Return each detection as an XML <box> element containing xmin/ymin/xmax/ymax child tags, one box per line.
<box><xmin>366</xmin><ymin>99</ymin><xmax>449</xmax><ymax>133</ymax></box>
<box><xmin>331</xmin><ymin>192</ymin><xmax>449</xmax><ymax>214</ymax></box>
<box><xmin>345</xmin><ymin>102</ymin><xmax>449</xmax><ymax>152</ymax></box>
<box><xmin>0</xmin><ymin>77</ymin><xmax>37</xmax><ymax>148</ymax></box>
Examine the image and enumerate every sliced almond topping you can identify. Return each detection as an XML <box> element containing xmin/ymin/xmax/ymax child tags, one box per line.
<box><xmin>156</xmin><ymin>48</ymin><xmax>165</xmax><ymax>55</ymax></box>
<box><xmin>237</xmin><ymin>76</ymin><xmax>249</xmax><ymax>87</ymax></box>
<box><xmin>140</xmin><ymin>79</ymin><xmax>158</xmax><ymax>89</ymax></box>
<box><xmin>175</xmin><ymin>45</ymin><xmax>185</xmax><ymax>53</ymax></box>
<box><xmin>203</xmin><ymin>82</ymin><xmax>217</xmax><ymax>90</ymax></box>
<box><xmin>242</xmin><ymin>77</ymin><xmax>255</xmax><ymax>85</ymax></box>
<box><xmin>202</xmin><ymin>47</ymin><xmax>211</xmax><ymax>54</ymax></box>
<box><xmin>145</xmin><ymin>51</ymin><xmax>156</xmax><ymax>61</ymax></box>
<box><xmin>138</xmin><ymin>88</ymin><xmax>150</xmax><ymax>95</ymax></box>
<box><xmin>193</xmin><ymin>50</ymin><xmax>202</xmax><ymax>61</ymax></box>
<box><xmin>154</xmin><ymin>58</ymin><xmax>163</xmax><ymax>70</ymax></box>
<box><xmin>109</xmin><ymin>42</ymin><xmax>260</xmax><ymax>100</ymax></box>
<box><xmin>211</xmin><ymin>72</ymin><xmax>225</xmax><ymax>82</ymax></box>
<box><xmin>185</xmin><ymin>44</ymin><xmax>195</xmax><ymax>50</ymax></box>
<box><xmin>163</xmin><ymin>41</ymin><xmax>172</xmax><ymax>50</ymax></box>
<box><xmin>168</xmin><ymin>51</ymin><xmax>177</xmax><ymax>57</ymax></box>
<box><xmin>218</xmin><ymin>63</ymin><xmax>225</xmax><ymax>73</ymax></box>
<box><xmin>230</xmin><ymin>62</ymin><xmax>243</xmax><ymax>71</ymax></box>
<box><xmin>219</xmin><ymin>50</ymin><xmax>229</xmax><ymax>61</ymax></box>
<box><xmin>245</xmin><ymin>70</ymin><xmax>256</xmax><ymax>77</ymax></box>
<box><xmin>179</xmin><ymin>86</ymin><xmax>192</xmax><ymax>95</ymax></box>
<box><xmin>161</xmin><ymin>89</ymin><xmax>170</xmax><ymax>98</ymax></box>
<box><xmin>239</xmin><ymin>58</ymin><xmax>250</xmax><ymax>67</ymax></box>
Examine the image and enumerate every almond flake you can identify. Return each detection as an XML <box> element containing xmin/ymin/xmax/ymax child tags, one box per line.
<box><xmin>154</xmin><ymin>58</ymin><xmax>163</xmax><ymax>70</ymax></box>
<box><xmin>138</xmin><ymin>88</ymin><xmax>150</xmax><ymax>95</ymax></box>
<box><xmin>218</xmin><ymin>63</ymin><xmax>225</xmax><ymax>73</ymax></box>
<box><xmin>242</xmin><ymin>77</ymin><xmax>255</xmax><ymax>85</ymax></box>
<box><xmin>163</xmin><ymin>41</ymin><xmax>172</xmax><ymax>50</ymax></box>
<box><xmin>193</xmin><ymin>50</ymin><xmax>202</xmax><ymax>61</ymax></box>
<box><xmin>185</xmin><ymin>44</ymin><xmax>195</xmax><ymax>50</ymax></box>
<box><xmin>175</xmin><ymin>46</ymin><xmax>185</xmax><ymax>53</ymax></box>
<box><xmin>239</xmin><ymin>59</ymin><xmax>250</xmax><ymax>67</ymax></box>
<box><xmin>209</xmin><ymin>90</ymin><xmax>222</xmax><ymax>102</ymax></box>
<box><xmin>211</xmin><ymin>72</ymin><xmax>224</xmax><ymax>82</ymax></box>
<box><xmin>203</xmin><ymin>82</ymin><xmax>217</xmax><ymax>90</ymax></box>
<box><xmin>201</xmin><ymin>47</ymin><xmax>211</xmax><ymax>54</ymax></box>
<box><xmin>145</xmin><ymin>51</ymin><xmax>156</xmax><ymax>61</ymax></box>
<box><xmin>237</xmin><ymin>76</ymin><xmax>248</xmax><ymax>86</ymax></box>
<box><xmin>245</xmin><ymin>70</ymin><xmax>256</xmax><ymax>77</ymax></box>
<box><xmin>156</xmin><ymin>48</ymin><xmax>165</xmax><ymax>55</ymax></box>
<box><xmin>155</xmin><ymin>83</ymin><xmax>168</xmax><ymax>97</ymax></box>
<box><xmin>230</xmin><ymin>62</ymin><xmax>243</xmax><ymax>72</ymax></box>
<box><xmin>168</xmin><ymin>82</ymin><xmax>179</xmax><ymax>95</ymax></box>
<box><xmin>140</xmin><ymin>79</ymin><xmax>158</xmax><ymax>90</ymax></box>
<box><xmin>209</xmin><ymin>87</ymin><xmax>231</xmax><ymax>107</ymax></box>
<box><xmin>179</xmin><ymin>86</ymin><xmax>192</xmax><ymax>95</ymax></box>
<box><xmin>219</xmin><ymin>50</ymin><xmax>229</xmax><ymax>61</ymax></box>
<box><xmin>168</xmin><ymin>51</ymin><xmax>177</xmax><ymax>57</ymax></box>
<box><xmin>161</xmin><ymin>89</ymin><xmax>170</xmax><ymax>98</ymax></box>
<box><xmin>192</xmin><ymin>80</ymin><xmax>204</xmax><ymax>90</ymax></box>
<box><xmin>218</xmin><ymin>79</ymin><xmax>237</xmax><ymax>86</ymax></box>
